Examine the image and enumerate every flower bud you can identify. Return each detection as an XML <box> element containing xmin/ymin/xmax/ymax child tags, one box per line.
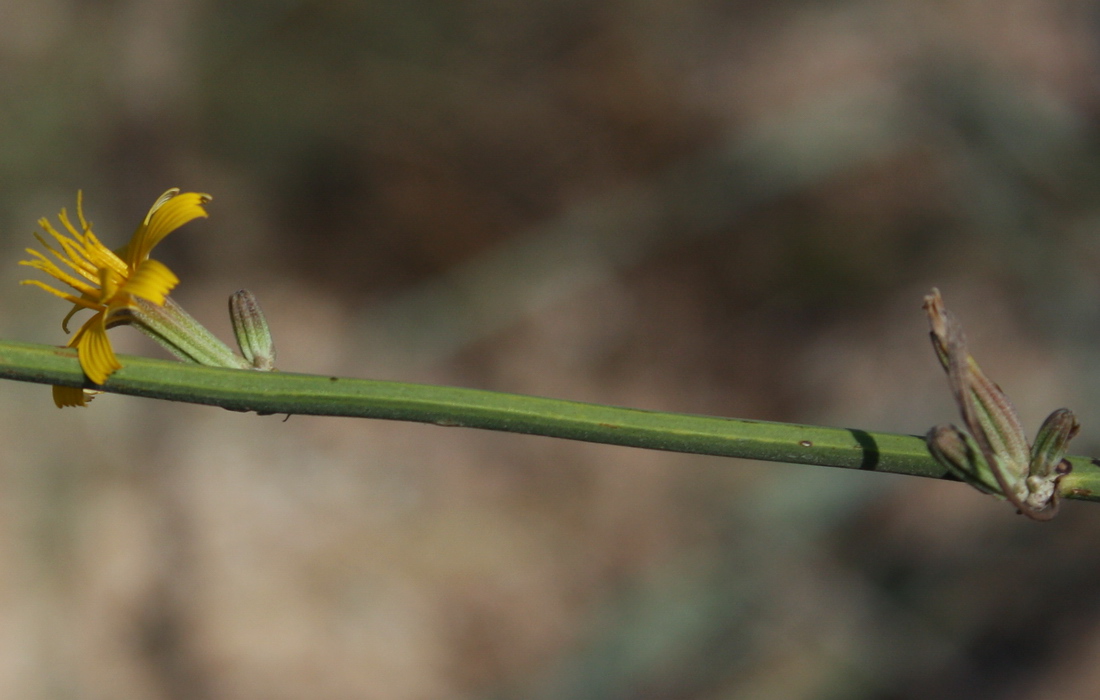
<box><xmin>229</xmin><ymin>289</ymin><xmax>276</xmax><ymax>371</ymax></box>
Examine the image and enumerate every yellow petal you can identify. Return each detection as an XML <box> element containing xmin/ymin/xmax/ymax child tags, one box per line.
<box><xmin>98</xmin><ymin>266</ymin><xmax>121</xmax><ymax>302</ymax></box>
<box><xmin>19</xmin><ymin>278</ymin><xmax>102</xmax><ymax>309</ymax></box>
<box><xmin>119</xmin><ymin>259</ymin><xmax>179</xmax><ymax>306</ymax></box>
<box><xmin>52</xmin><ymin>385</ymin><xmax>90</xmax><ymax>408</ymax></box>
<box><xmin>71</xmin><ymin>314</ymin><xmax>121</xmax><ymax>385</ymax></box>
<box><xmin>143</xmin><ymin>189</ymin><xmax>180</xmax><ymax>224</ymax></box>
<box><xmin>20</xmin><ymin>250</ymin><xmax>99</xmax><ymax>296</ymax></box>
<box><xmin>125</xmin><ymin>190</ymin><xmax>211</xmax><ymax>267</ymax></box>
<box><xmin>79</xmin><ymin>230</ymin><xmax>128</xmax><ymax>278</ymax></box>
<box><xmin>32</xmin><ymin>228</ymin><xmax>99</xmax><ymax>282</ymax></box>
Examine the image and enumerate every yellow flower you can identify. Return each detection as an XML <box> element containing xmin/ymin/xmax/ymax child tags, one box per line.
<box><xmin>20</xmin><ymin>188</ymin><xmax>212</xmax><ymax>406</ymax></box>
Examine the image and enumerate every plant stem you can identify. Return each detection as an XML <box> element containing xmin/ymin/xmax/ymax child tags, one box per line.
<box><xmin>1</xmin><ymin>339</ymin><xmax>1097</xmax><ymax>502</ymax></box>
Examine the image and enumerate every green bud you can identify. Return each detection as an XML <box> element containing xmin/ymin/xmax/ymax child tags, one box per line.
<box><xmin>1024</xmin><ymin>408</ymin><xmax>1078</xmax><ymax>512</ymax></box>
<box><xmin>1030</xmin><ymin>408</ymin><xmax>1079</xmax><ymax>480</ymax></box>
<box><xmin>229</xmin><ymin>289</ymin><xmax>276</xmax><ymax>371</ymax></box>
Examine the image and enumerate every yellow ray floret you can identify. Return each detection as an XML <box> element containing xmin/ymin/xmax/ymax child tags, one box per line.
<box><xmin>19</xmin><ymin>189</ymin><xmax>211</xmax><ymax>406</ymax></box>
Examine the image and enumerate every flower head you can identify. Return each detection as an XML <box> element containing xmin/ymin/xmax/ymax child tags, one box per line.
<box><xmin>20</xmin><ymin>188</ymin><xmax>211</xmax><ymax>406</ymax></box>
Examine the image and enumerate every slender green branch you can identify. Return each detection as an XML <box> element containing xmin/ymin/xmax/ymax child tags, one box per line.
<box><xmin>1</xmin><ymin>339</ymin><xmax>1097</xmax><ymax>502</ymax></box>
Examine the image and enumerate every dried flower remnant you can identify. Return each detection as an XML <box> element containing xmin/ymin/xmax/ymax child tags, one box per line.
<box><xmin>923</xmin><ymin>288</ymin><xmax>1078</xmax><ymax>520</ymax></box>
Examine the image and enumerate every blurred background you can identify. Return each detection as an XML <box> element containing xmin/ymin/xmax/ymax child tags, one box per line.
<box><xmin>4</xmin><ymin>0</ymin><xmax>1100</xmax><ymax>698</ymax></box>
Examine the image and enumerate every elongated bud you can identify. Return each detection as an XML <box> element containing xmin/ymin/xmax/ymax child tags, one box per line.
<box><xmin>926</xmin><ymin>423</ymin><xmax>1003</xmax><ymax>497</ymax></box>
<box><xmin>229</xmin><ymin>289</ymin><xmax>276</xmax><ymax>371</ymax></box>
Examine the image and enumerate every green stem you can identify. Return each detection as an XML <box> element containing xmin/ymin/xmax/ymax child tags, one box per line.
<box><xmin>1</xmin><ymin>339</ymin><xmax>1097</xmax><ymax>502</ymax></box>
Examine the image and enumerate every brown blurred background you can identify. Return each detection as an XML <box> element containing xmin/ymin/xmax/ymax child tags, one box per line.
<box><xmin>4</xmin><ymin>0</ymin><xmax>1100</xmax><ymax>698</ymax></box>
